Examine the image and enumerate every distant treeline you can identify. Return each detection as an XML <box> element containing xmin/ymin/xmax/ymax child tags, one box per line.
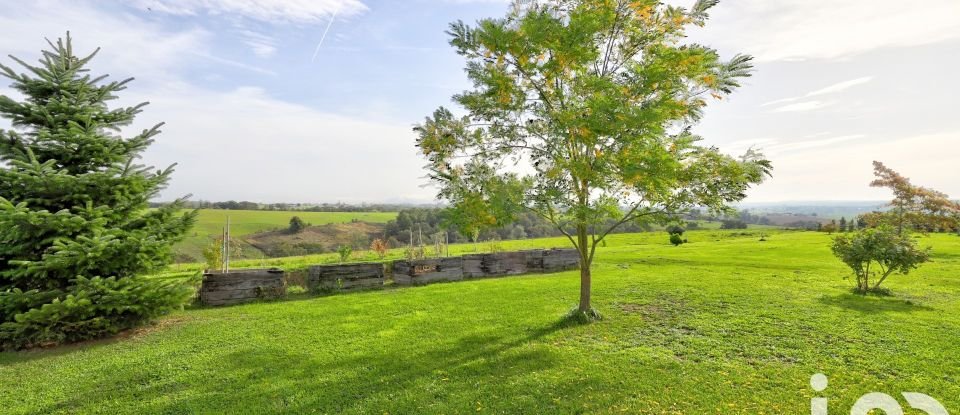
<box><xmin>380</xmin><ymin>208</ymin><xmax>660</xmax><ymax>246</ymax></box>
<box><xmin>149</xmin><ymin>200</ymin><xmax>430</xmax><ymax>212</ymax></box>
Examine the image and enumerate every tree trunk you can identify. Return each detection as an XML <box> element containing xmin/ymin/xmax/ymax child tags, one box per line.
<box><xmin>576</xmin><ymin>223</ymin><xmax>592</xmax><ymax>313</ymax></box>
<box><xmin>579</xmin><ymin>262</ymin><xmax>592</xmax><ymax>313</ymax></box>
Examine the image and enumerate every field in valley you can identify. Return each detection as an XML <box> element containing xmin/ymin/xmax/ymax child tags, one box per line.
<box><xmin>172</xmin><ymin>209</ymin><xmax>397</xmax><ymax>262</ymax></box>
<box><xmin>2</xmin><ymin>230</ymin><xmax>959</xmax><ymax>414</ymax></box>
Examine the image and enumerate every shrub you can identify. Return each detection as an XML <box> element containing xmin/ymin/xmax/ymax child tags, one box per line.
<box><xmin>669</xmin><ymin>233</ymin><xmax>684</xmax><ymax>246</ymax></box>
<box><xmin>666</xmin><ymin>225</ymin><xmax>685</xmax><ymax>235</ymax></box>
<box><xmin>289</xmin><ymin>216</ymin><xmax>307</xmax><ymax>234</ymax></box>
<box><xmin>720</xmin><ymin>219</ymin><xmax>748</xmax><ymax>229</ymax></box>
<box><xmin>370</xmin><ymin>238</ymin><xmax>388</xmax><ymax>259</ymax></box>
<box><xmin>337</xmin><ymin>245</ymin><xmax>353</xmax><ymax>263</ymax></box>
<box><xmin>201</xmin><ymin>236</ymin><xmax>243</xmax><ymax>272</ymax></box>
<box><xmin>831</xmin><ymin>226</ymin><xmax>930</xmax><ymax>293</ymax></box>
<box><xmin>822</xmin><ymin>221</ymin><xmax>838</xmax><ymax>234</ymax></box>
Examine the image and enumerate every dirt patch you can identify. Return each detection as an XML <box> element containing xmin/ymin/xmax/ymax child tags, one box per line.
<box><xmin>245</xmin><ymin>221</ymin><xmax>385</xmax><ymax>257</ymax></box>
<box><xmin>617</xmin><ymin>294</ymin><xmax>689</xmax><ymax>320</ymax></box>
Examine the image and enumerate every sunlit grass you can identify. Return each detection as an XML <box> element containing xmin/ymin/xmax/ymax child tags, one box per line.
<box><xmin>2</xmin><ymin>230</ymin><xmax>958</xmax><ymax>414</ymax></box>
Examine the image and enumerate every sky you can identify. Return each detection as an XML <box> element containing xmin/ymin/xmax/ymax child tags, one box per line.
<box><xmin>0</xmin><ymin>0</ymin><xmax>958</xmax><ymax>204</ymax></box>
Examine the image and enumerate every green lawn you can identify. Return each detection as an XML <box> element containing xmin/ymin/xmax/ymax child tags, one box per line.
<box><xmin>2</xmin><ymin>230</ymin><xmax>959</xmax><ymax>414</ymax></box>
<box><xmin>173</xmin><ymin>209</ymin><xmax>397</xmax><ymax>262</ymax></box>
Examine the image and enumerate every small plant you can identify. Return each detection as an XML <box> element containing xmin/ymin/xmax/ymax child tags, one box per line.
<box><xmin>831</xmin><ymin>226</ymin><xmax>930</xmax><ymax>293</ymax></box>
<box><xmin>288</xmin><ymin>216</ymin><xmax>307</xmax><ymax>234</ymax></box>
<box><xmin>720</xmin><ymin>219</ymin><xmax>748</xmax><ymax>230</ymax></box>
<box><xmin>202</xmin><ymin>236</ymin><xmax>243</xmax><ymax>272</ymax></box>
<box><xmin>337</xmin><ymin>245</ymin><xmax>353</xmax><ymax>263</ymax></box>
<box><xmin>666</xmin><ymin>224</ymin><xmax>685</xmax><ymax>235</ymax></box>
<box><xmin>370</xmin><ymin>238</ymin><xmax>388</xmax><ymax>259</ymax></box>
<box><xmin>404</xmin><ymin>245</ymin><xmax>425</xmax><ymax>260</ymax></box>
<box><xmin>669</xmin><ymin>233</ymin><xmax>684</xmax><ymax>246</ymax></box>
<box><xmin>822</xmin><ymin>221</ymin><xmax>838</xmax><ymax>234</ymax></box>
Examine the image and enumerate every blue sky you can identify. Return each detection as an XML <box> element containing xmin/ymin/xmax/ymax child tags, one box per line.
<box><xmin>1</xmin><ymin>0</ymin><xmax>959</xmax><ymax>204</ymax></box>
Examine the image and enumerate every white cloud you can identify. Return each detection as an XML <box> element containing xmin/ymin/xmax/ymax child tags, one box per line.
<box><xmin>771</xmin><ymin>100</ymin><xmax>833</xmax><ymax>113</ymax></box>
<box><xmin>0</xmin><ymin>0</ymin><xmax>433</xmax><ymax>203</ymax></box>
<box><xmin>766</xmin><ymin>134</ymin><xmax>865</xmax><ymax>153</ymax></box>
<box><xmin>748</xmin><ymin>131</ymin><xmax>960</xmax><ymax>202</ymax></box>
<box><xmin>135</xmin><ymin>0</ymin><xmax>368</xmax><ymax>23</ymax></box>
<box><xmin>686</xmin><ymin>0</ymin><xmax>960</xmax><ymax>61</ymax></box>
<box><xmin>762</xmin><ymin>77</ymin><xmax>873</xmax><ymax>107</ymax></box>
<box><xmin>0</xmin><ymin>1</ymin><xmax>206</xmax><ymax>86</ymax></box>
<box><xmin>239</xmin><ymin>30</ymin><xmax>278</xmax><ymax>58</ymax></box>
<box><xmin>128</xmin><ymin>85</ymin><xmax>430</xmax><ymax>202</ymax></box>
<box><xmin>805</xmin><ymin>77</ymin><xmax>874</xmax><ymax>97</ymax></box>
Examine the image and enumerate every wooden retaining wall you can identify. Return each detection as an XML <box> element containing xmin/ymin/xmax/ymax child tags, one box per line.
<box><xmin>308</xmin><ymin>263</ymin><xmax>384</xmax><ymax>292</ymax></box>
<box><xmin>542</xmin><ymin>248</ymin><xmax>581</xmax><ymax>272</ymax></box>
<box><xmin>393</xmin><ymin>257</ymin><xmax>464</xmax><ymax>286</ymax></box>
<box><xmin>396</xmin><ymin>248</ymin><xmax>580</xmax><ymax>285</ymax></box>
<box><xmin>200</xmin><ymin>249</ymin><xmax>580</xmax><ymax>306</ymax></box>
<box><xmin>463</xmin><ymin>251</ymin><xmax>529</xmax><ymax>278</ymax></box>
<box><xmin>201</xmin><ymin>268</ymin><xmax>286</xmax><ymax>306</ymax></box>
<box><xmin>463</xmin><ymin>249</ymin><xmax>580</xmax><ymax>278</ymax></box>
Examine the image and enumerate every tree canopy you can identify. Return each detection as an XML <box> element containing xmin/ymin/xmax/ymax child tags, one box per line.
<box><xmin>832</xmin><ymin>226</ymin><xmax>930</xmax><ymax>293</ymax></box>
<box><xmin>415</xmin><ymin>0</ymin><xmax>771</xmax><ymax>314</ymax></box>
<box><xmin>867</xmin><ymin>161</ymin><xmax>959</xmax><ymax>234</ymax></box>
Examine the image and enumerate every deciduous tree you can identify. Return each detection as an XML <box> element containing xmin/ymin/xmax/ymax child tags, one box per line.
<box><xmin>831</xmin><ymin>226</ymin><xmax>930</xmax><ymax>293</ymax></box>
<box><xmin>870</xmin><ymin>161</ymin><xmax>959</xmax><ymax>234</ymax></box>
<box><xmin>415</xmin><ymin>0</ymin><xmax>771</xmax><ymax>316</ymax></box>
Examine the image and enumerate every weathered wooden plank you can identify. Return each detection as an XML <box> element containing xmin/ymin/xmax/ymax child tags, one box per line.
<box><xmin>202</xmin><ymin>278</ymin><xmax>284</xmax><ymax>291</ymax></box>
<box><xmin>523</xmin><ymin>249</ymin><xmax>545</xmax><ymax>272</ymax></box>
<box><xmin>307</xmin><ymin>262</ymin><xmax>385</xmax><ymax>292</ymax></box>
<box><xmin>393</xmin><ymin>257</ymin><xmax>464</xmax><ymax>285</ymax></box>
<box><xmin>200</xmin><ymin>269</ymin><xmax>286</xmax><ymax>306</ymax></box>
<box><xmin>461</xmin><ymin>254</ymin><xmax>485</xmax><ymax>278</ymax></box>
<box><xmin>542</xmin><ymin>248</ymin><xmax>580</xmax><ymax>272</ymax></box>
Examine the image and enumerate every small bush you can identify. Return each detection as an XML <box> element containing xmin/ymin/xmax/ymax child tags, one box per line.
<box><xmin>666</xmin><ymin>225</ymin><xmax>685</xmax><ymax>235</ymax></box>
<box><xmin>370</xmin><ymin>238</ymin><xmax>388</xmax><ymax>259</ymax></box>
<box><xmin>720</xmin><ymin>219</ymin><xmax>748</xmax><ymax>229</ymax></box>
<box><xmin>289</xmin><ymin>216</ymin><xmax>307</xmax><ymax>234</ymax></box>
<box><xmin>337</xmin><ymin>245</ymin><xmax>353</xmax><ymax>263</ymax></box>
<box><xmin>670</xmin><ymin>233</ymin><xmax>684</xmax><ymax>246</ymax></box>
<box><xmin>831</xmin><ymin>226</ymin><xmax>930</xmax><ymax>293</ymax></box>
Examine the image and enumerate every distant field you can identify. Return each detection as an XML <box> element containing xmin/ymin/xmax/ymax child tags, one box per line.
<box><xmin>173</xmin><ymin>210</ymin><xmax>397</xmax><ymax>262</ymax></box>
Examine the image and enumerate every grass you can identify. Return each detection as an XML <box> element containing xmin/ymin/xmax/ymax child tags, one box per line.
<box><xmin>172</xmin><ymin>209</ymin><xmax>397</xmax><ymax>262</ymax></box>
<box><xmin>2</xmin><ymin>230</ymin><xmax>959</xmax><ymax>414</ymax></box>
<box><xmin>161</xmin><ymin>222</ymin><xmax>775</xmax><ymax>277</ymax></box>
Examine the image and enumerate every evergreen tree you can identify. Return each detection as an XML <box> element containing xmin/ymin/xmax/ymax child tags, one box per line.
<box><xmin>839</xmin><ymin>217</ymin><xmax>847</xmax><ymax>232</ymax></box>
<box><xmin>0</xmin><ymin>34</ymin><xmax>196</xmax><ymax>349</ymax></box>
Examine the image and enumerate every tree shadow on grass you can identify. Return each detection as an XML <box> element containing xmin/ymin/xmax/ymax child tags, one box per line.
<box><xmin>816</xmin><ymin>292</ymin><xmax>935</xmax><ymax>314</ymax></box>
<box><xmin>29</xmin><ymin>314</ymin><xmax>595</xmax><ymax>414</ymax></box>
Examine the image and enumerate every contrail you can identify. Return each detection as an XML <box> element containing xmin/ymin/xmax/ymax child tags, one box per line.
<box><xmin>311</xmin><ymin>10</ymin><xmax>338</xmax><ymax>63</ymax></box>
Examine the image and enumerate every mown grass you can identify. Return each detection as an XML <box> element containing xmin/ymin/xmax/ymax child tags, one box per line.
<box><xmin>172</xmin><ymin>209</ymin><xmax>397</xmax><ymax>262</ymax></box>
<box><xmin>2</xmin><ymin>230</ymin><xmax>958</xmax><ymax>414</ymax></box>
<box><xmin>161</xmin><ymin>222</ymin><xmax>775</xmax><ymax>277</ymax></box>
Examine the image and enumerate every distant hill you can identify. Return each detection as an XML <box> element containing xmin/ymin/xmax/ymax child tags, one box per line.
<box><xmin>738</xmin><ymin>201</ymin><xmax>887</xmax><ymax>219</ymax></box>
<box><xmin>245</xmin><ymin>221</ymin><xmax>385</xmax><ymax>258</ymax></box>
<box><xmin>172</xmin><ymin>209</ymin><xmax>397</xmax><ymax>263</ymax></box>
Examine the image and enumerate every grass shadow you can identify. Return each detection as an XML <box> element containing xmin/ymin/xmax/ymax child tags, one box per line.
<box><xmin>816</xmin><ymin>292</ymin><xmax>935</xmax><ymax>313</ymax></box>
<box><xmin>27</xmin><ymin>313</ymin><xmax>588</xmax><ymax>414</ymax></box>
